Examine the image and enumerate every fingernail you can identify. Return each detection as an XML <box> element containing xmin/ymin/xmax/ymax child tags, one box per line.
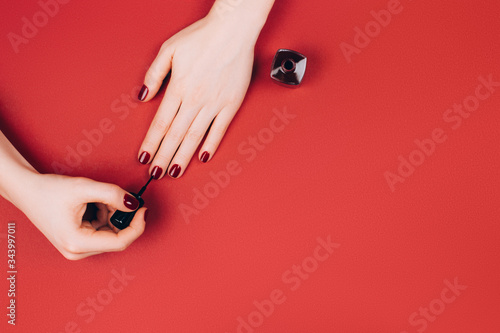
<box><xmin>200</xmin><ymin>151</ymin><xmax>210</xmax><ymax>163</ymax></box>
<box><xmin>138</xmin><ymin>85</ymin><xmax>149</xmax><ymax>101</ymax></box>
<box><xmin>151</xmin><ymin>166</ymin><xmax>163</xmax><ymax>179</ymax></box>
<box><xmin>138</xmin><ymin>151</ymin><xmax>150</xmax><ymax>164</ymax></box>
<box><xmin>124</xmin><ymin>193</ymin><xmax>139</xmax><ymax>210</ymax></box>
<box><xmin>144</xmin><ymin>209</ymin><xmax>149</xmax><ymax>222</ymax></box>
<box><xmin>169</xmin><ymin>164</ymin><xmax>181</xmax><ymax>178</ymax></box>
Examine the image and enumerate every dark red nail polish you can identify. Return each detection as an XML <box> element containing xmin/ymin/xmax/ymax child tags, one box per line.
<box><xmin>200</xmin><ymin>151</ymin><xmax>210</xmax><ymax>163</ymax></box>
<box><xmin>139</xmin><ymin>151</ymin><xmax>150</xmax><ymax>164</ymax></box>
<box><xmin>138</xmin><ymin>85</ymin><xmax>149</xmax><ymax>101</ymax></box>
<box><xmin>169</xmin><ymin>164</ymin><xmax>181</xmax><ymax>178</ymax></box>
<box><xmin>151</xmin><ymin>166</ymin><xmax>163</xmax><ymax>179</ymax></box>
<box><xmin>144</xmin><ymin>209</ymin><xmax>149</xmax><ymax>222</ymax></box>
<box><xmin>124</xmin><ymin>193</ymin><xmax>139</xmax><ymax>210</ymax></box>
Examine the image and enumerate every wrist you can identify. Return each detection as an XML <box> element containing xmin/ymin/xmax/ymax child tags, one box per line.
<box><xmin>0</xmin><ymin>130</ymin><xmax>41</xmax><ymax>207</ymax></box>
<box><xmin>206</xmin><ymin>0</ymin><xmax>273</xmax><ymax>43</ymax></box>
<box><xmin>0</xmin><ymin>166</ymin><xmax>41</xmax><ymax>210</ymax></box>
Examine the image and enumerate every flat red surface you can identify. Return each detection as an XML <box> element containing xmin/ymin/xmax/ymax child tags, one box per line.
<box><xmin>1</xmin><ymin>0</ymin><xmax>500</xmax><ymax>332</ymax></box>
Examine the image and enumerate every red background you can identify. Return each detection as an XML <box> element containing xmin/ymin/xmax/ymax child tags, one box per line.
<box><xmin>1</xmin><ymin>0</ymin><xmax>500</xmax><ymax>332</ymax></box>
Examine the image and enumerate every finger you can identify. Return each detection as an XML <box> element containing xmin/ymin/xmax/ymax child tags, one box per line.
<box><xmin>104</xmin><ymin>210</ymin><xmax>121</xmax><ymax>233</ymax></box>
<box><xmin>107</xmin><ymin>219</ymin><xmax>120</xmax><ymax>233</ymax></box>
<box><xmin>91</xmin><ymin>203</ymin><xmax>110</xmax><ymax>229</ymax></box>
<box><xmin>86</xmin><ymin>214</ymin><xmax>122</xmax><ymax>234</ymax></box>
<box><xmin>89</xmin><ymin>218</ymin><xmax>107</xmax><ymax>231</ymax></box>
<box><xmin>138</xmin><ymin>89</ymin><xmax>181</xmax><ymax>165</ymax></box>
<box><xmin>86</xmin><ymin>219</ymin><xmax>112</xmax><ymax>232</ymax></box>
<box><xmin>58</xmin><ymin>244</ymin><xmax>102</xmax><ymax>260</ymax></box>
<box><xmin>82</xmin><ymin>221</ymin><xmax>95</xmax><ymax>231</ymax></box>
<box><xmin>89</xmin><ymin>220</ymin><xmax>108</xmax><ymax>231</ymax></box>
<box><xmin>61</xmin><ymin>251</ymin><xmax>103</xmax><ymax>261</ymax></box>
<box><xmin>76</xmin><ymin>178</ymin><xmax>140</xmax><ymax>213</ymax></box>
<box><xmin>76</xmin><ymin>208</ymin><xmax>147</xmax><ymax>253</ymax></box>
<box><xmin>139</xmin><ymin>43</ymin><xmax>175</xmax><ymax>102</ymax></box>
<box><xmin>149</xmin><ymin>105</ymin><xmax>200</xmax><ymax>179</ymax></box>
<box><xmin>198</xmin><ymin>106</ymin><xmax>238</xmax><ymax>163</ymax></box>
<box><xmin>167</xmin><ymin>110</ymin><xmax>215</xmax><ymax>178</ymax></box>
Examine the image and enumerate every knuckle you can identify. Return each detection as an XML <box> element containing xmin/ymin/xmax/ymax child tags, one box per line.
<box><xmin>173</xmin><ymin>79</ymin><xmax>188</xmax><ymax>94</ymax></box>
<box><xmin>129</xmin><ymin>221</ymin><xmax>146</xmax><ymax>239</ymax></box>
<box><xmin>186</xmin><ymin>129</ymin><xmax>203</xmax><ymax>142</ymax></box>
<box><xmin>145</xmin><ymin>69</ymin><xmax>162</xmax><ymax>84</ymax></box>
<box><xmin>203</xmin><ymin>142</ymin><xmax>217</xmax><ymax>152</ymax></box>
<box><xmin>62</xmin><ymin>241</ymin><xmax>80</xmax><ymax>255</ymax></box>
<box><xmin>115</xmin><ymin>242</ymin><xmax>128</xmax><ymax>252</ymax></box>
<box><xmin>152</xmin><ymin>119</ymin><xmax>169</xmax><ymax>133</ymax></box>
<box><xmin>154</xmin><ymin>151</ymin><xmax>172</xmax><ymax>164</ymax></box>
<box><xmin>168</xmin><ymin>129</ymin><xmax>185</xmax><ymax>142</ymax></box>
<box><xmin>159</xmin><ymin>41</ymin><xmax>170</xmax><ymax>53</ymax></box>
<box><xmin>137</xmin><ymin>222</ymin><xmax>146</xmax><ymax>235</ymax></box>
<box><xmin>227</xmin><ymin>97</ymin><xmax>243</xmax><ymax>107</ymax></box>
<box><xmin>115</xmin><ymin>246</ymin><xmax>126</xmax><ymax>252</ymax></box>
<box><xmin>72</xmin><ymin>176</ymin><xmax>88</xmax><ymax>188</ymax></box>
<box><xmin>62</xmin><ymin>252</ymin><xmax>80</xmax><ymax>261</ymax></box>
<box><xmin>141</xmin><ymin>139</ymin><xmax>157</xmax><ymax>151</ymax></box>
<box><xmin>108</xmin><ymin>183</ymin><xmax>122</xmax><ymax>193</ymax></box>
<box><xmin>173</xmin><ymin>151</ymin><xmax>190</xmax><ymax>163</ymax></box>
<box><xmin>211</xmin><ymin>125</ymin><xmax>228</xmax><ymax>138</ymax></box>
<box><xmin>99</xmin><ymin>184</ymin><xmax>118</xmax><ymax>201</ymax></box>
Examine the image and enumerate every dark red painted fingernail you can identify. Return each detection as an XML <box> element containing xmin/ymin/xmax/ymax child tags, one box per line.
<box><xmin>138</xmin><ymin>151</ymin><xmax>150</xmax><ymax>164</ymax></box>
<box><xmin>124</xmin><ymin>193</ymin><xmax>139</xmax><ymax>210</ymax></box>
<box><xmin>169</xmin><ymin>164</ymin><xmax>181</xmax><ymax>178</ymax></box>
<box><xmin>200</xmin><ymin>151</ymin><xmax>210</xmax><ymax>163</ymax></box>
<box><xmin>151</xmin><ymin>166</ymin><xmax>163</xmax><ymax>179</ymax></box>
<box><xmin>138</xmin><ymin>85</ymin><xmax>149</xmax><ymax>101</ymax></box>
<box><xmin>144</xmin><ymin>209</ymin><xmax>149</xmax><ymax>222</ymax></box>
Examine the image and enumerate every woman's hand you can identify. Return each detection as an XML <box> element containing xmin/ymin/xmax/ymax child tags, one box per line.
<box><xmin>14</xmin><ymin>173</ymin><xmax>147</xmax><ymax>260</ymax></box>
<box><xmin>0</xmin><ymin>129</ymin><xmax>146</xmax><ymax>261</ymax></box>
<box><xmin>137</xmin><ymin>2</ymin><xmax>273</xmax><ymax>179</ymax></box>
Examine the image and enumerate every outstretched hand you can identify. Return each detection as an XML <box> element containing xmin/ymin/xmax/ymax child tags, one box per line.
<box><xmin>137</xmin><ymin>13</ymin><xmax>258</xmax><ymax>179</ymax></box>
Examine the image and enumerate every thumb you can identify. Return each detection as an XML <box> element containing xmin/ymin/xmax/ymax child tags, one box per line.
<box><xmin>139</xmin><ymin>42</ymin><xmax>174</xmax><ymax>102</ymax></box>
<box><xmin>76</xmin><ymin>178</ymin><xmax>139</xmax><ymax>212</ymax></box>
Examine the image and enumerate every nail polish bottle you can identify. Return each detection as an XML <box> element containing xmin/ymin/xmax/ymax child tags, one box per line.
<box><xmin>110</xmin><ymin>176</ymin><xmax>152</xmax><ymax>230</ymax></box>
<box><xmin>270</xmin><ymin>49</ymin><xmax>307</xmax><ymax>86</ymax></box>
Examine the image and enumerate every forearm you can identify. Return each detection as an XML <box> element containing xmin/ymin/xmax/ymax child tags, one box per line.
<box><xmin>208</xmin><ymin>0</ymin><xmax>275</xmax><ymax>41</ymax></box>
<box><xmin>0</xmin><ymin>130</ymin><xmax>40</xmax><ymax>206</ymax></box>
